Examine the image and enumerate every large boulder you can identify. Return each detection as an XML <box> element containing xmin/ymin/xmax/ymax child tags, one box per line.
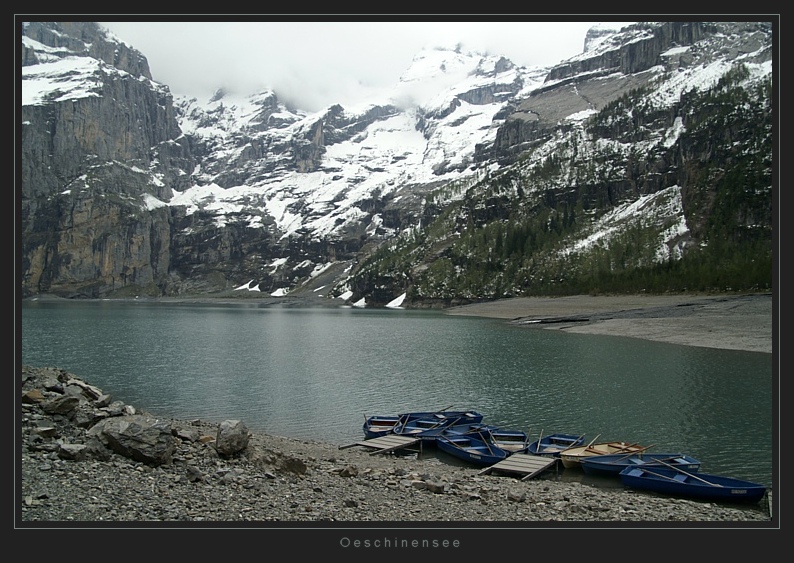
<box><xmin>41</xmin><ymin>395</ymin><xmax>81</xmax><ymax>416</ymax></box>
<box><xmin>87</xmin><ymin>414</ymin><xmax>176</xmax><ymax>466</ymax></box>
<box><xmin>215</xmin><ymin>419</ymin><xmax>250</xmax><ymax>456</ymax></box>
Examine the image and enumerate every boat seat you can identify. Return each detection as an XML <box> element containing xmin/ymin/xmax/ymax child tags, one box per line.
<box><xmin>673</xmin><ymin>474</ymin><xmax>688</xmax><ymax>482</ymax></box>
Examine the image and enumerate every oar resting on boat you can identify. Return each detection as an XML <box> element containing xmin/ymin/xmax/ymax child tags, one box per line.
<box><xmin>654</xmin><ymin>458</ymin><xmax>723</xmax><ymax>487</ymax></box>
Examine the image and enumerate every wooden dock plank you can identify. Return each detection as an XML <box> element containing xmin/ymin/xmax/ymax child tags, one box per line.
<box><xmin>767</xmin><ymin>489</ymin><xmax>773</xmax><ymax>518</ymax></box>
<box><xmin>338</xmin><ymin>435</ymin><xmax>421</xmax><ymax>455</ymax></box>
<box><xmin>478</xmin><ymin>453</ymin><xmax>557</xmax><ymax>480</ymax></box>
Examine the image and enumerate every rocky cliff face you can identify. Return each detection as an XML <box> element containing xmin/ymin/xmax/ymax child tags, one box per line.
<box><xmin>486</xmin><ymin>21</ymin><xmax>769</xmax><ymax>164</ymax></box>
<box><xmin>21</xmin><ymin>22</ymin><xmax>193</xmax><ymax>297</ymax></box>
<box><xmin>19</xmin><ymin>20</ymin><xmax>774</xmax><ymax>302</ymax></box>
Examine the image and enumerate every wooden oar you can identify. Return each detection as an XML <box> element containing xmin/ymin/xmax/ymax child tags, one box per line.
<box><xmin>424</xmin><ymin>414</ymin><xmax>466</xmax><ymax>434</ymax></box>
<box><xmin>535</xmin><ymin>429</ymin><xmax>543</xmax><ymax>454</ymax></box>
<box><xmin>400</xmin><ymin>410</ymin><xmax>442</xmax><ymax>433</ymax></box>
<box><xmin>644</xmin><ymin>456</ymin><xmax>688</xmax><ymax>467</ymax></box>
<box><xmin>611</xmin><ymin>445</ymin><xmax>656</xmax><ymax>463</ymax></box>
<box><xmin>557</xmin><ymin>435</ymin><xmax>593</xmax><ymax>462</ymax></box>
<box><xmin>578</xmin><ymin>434</ymin><xmax>603</xmax><ymax>455</ymax></box>
<box><xmin>560</xmin><ymin>434</ymin><xmax>587</xmax><ymax>453</ymax></box>
<box><xmin>476</xmin><ymin>430</ymin><xmax>496</xmax><ymax>456</ymax></box>
<box><xmin>635</xmin><ymin>467</ymin><xmax>687</xmax><ymax>483</ymax></box>
<box><xmin>585</xmin><ymin>434</ymin><xmax>602</xmax><ymax>448</ymax></box>
<box><xmin>611</xmin><ymin>442</ymin><xmax>645</xmax><ymax>454</ymax></box>
<box><xmin>391</xmin><ymin>413</ymin><xmax>408</xmax><ymax>434</ymax></box>
<box><xmin>391</xmin><ymin>412</ymin><xmax>408</xmax><ymax>426</ymax></box>
<box><xmin>400</xmin><ymin>405</ymin><xmax>463</xmax><ymax>434</ymax></box>
<box><xmin>423</xmin><ymin>419</ymin><xmax>450</xmax><ymax>432</ymax></box>
<box><xmin>654</xmin><ymin>458</ymin><xmax>723</xmax><ymax>487</ymax></box>
<box><xmin>602</xmin><ymin>454</ymin><xmax>677</xmax><ymax>467</ymax></box>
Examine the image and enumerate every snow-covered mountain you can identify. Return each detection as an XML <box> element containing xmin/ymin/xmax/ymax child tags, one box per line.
<box><xmin>19</xmin><ymin>21</ymin><xmax>774</xmax><ymax>305</ymax></box>
<box><xmin>172</xmin><ymin>49</ymin><xmax>545</xmax><ymax>241</ymax></box>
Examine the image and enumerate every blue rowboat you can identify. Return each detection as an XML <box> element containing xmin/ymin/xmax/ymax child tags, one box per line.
<box><xmin>619</xmin><ymin>465</ymin><xmax>767</xmax><ymax>503</ymax></box>
<box><xmin>363</xmin><ymin>409</ymin><xmax>484</xmax><ymax>440</ymax></box>
<box><xmin>580</xmin><ymin>452</ymin><xmax>701</xmax><ymax>477</ymax></box>
<box><xmin>485</xmin><ymin>428</ymin><xmax>530</xmax><ymax>453</ymax></box>
<box><xmin>391</xmin><ymin>410</ymin><xmax>485</xmax><ymax>443</ymax></box>
<box><xmin>436</xmin><ymin>431</ymin><xmax>515</xmax><ymax>467</ymax></box>
<box><xmin>362</xmin><ymin>414</ymin><xmax>406</xmax><ymax>439</ymax></box>
<box><xmin>439</xmin><ymin>421</ymin><xmax>497</xmax><ymax>437</ymax></box>
<box><xmin>525</xmin><ymin>432</ymin><xmax>586</xmax><ymax>457</ymax></box>
<box><xmin>439</xmin><ymin>425</ymin><xmax>529</xmax><ymax>451</ymax></box>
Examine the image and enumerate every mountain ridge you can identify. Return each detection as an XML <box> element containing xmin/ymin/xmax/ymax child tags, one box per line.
<box><xmin>19</xmin><ymin>20</ymin><xmax>774</xmax><ymax>305</ymax></box>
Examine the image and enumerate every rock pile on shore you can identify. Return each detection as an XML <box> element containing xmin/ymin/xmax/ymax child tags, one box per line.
<box><xmin>19</xmin><ymin>366</ymin><xmax>771</xmax><ymax>525</ymax></box>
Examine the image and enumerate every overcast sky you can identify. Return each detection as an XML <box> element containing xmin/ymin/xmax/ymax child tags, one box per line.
<box><xmin>99</xmin><ymin>20</ymin><xmax>633</xmax><ymax>112</ymax></box>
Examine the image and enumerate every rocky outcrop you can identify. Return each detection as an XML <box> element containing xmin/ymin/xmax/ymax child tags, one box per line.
<box><xmin>486</xmin><ymin>21</ymin><xmax>770</xmax><ymax>164</ymax></box>
<box><xmin>20</xmin><ymin>365</ymin><xmax>254</xmax><ymax>467</ymax></box>
<box><xmin>21</xmin><ymin>22</ymin><xmax>186</xmax><ymax>200</ymax></box>
<box><xmin>546</xmin><ymin>22</ymin><xmax>708</xmax><ymax>82</ymax></box>
<box><xmin>22</xmin><ymin>21</ymin><xmax>151</xmax><ymax>77</ymax></box>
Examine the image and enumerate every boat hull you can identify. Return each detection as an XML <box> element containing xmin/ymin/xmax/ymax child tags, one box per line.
<box><xmin>488</xmin><ymin>430</ymin><xmax>530</xmax><ymax>453</ymax></box>
<box><xmin>363</xmin><ymin>410</ymin><xmax>483</xmax><ymax>440</ymax></box>
<box><xmin>436</xmin><ymin>435</ymin><xmax>511</xmax><ymax>467</ymax></box>
<box><xmin>362</xmin><ymin>415</ymin><xmax>403</xmax><ymax>439</ymax></box>
<box><xmin>580</xmin><ymin>453</ymin><xmax>701</xmax><ymax>477</ymax></box>
<box><xmin>559</xmin><ymin>442</ymin><xmax>648</xmax><ymax>468</ymax></box>
<box><xmin>619</xmin><ymin>467</ymin><xmax>767</xmax><ymax>503</ymax></box>
<box><xmin>526</xmin><ymin>433</ymin><xmax>586</xmax><ymax>457</ymax></box>
<box><xmin>392</xmin><ymin>410</ymin><xmax>485</xmax><ymax>443</ymax></box>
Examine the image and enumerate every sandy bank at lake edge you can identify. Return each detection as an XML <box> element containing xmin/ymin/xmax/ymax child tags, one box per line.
<box><xmin>445</xmin><ymin>293</ymin><xmax>774</xmax><ymax>354</ymax></box>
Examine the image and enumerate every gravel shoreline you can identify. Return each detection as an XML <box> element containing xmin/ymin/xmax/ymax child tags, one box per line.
<box><xmin>17</xmin><ymin>293</ymin><xmax>778</xmax><ymax>551</ymax></box>
<box><xmin>19</xmin><ymin>365</ymin><xmax>773</xmax><ymax>527</ymax></box>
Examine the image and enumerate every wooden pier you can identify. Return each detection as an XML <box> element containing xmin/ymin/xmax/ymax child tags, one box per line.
<box><xmin>477</xmin><ymin>453</ymin><xmax>558</xmax><ymax>480</ymax></box>
<box><xmin>339</xmin><ymin>435</ymin><xmax>422</xmax><ymax>455</ymax></box>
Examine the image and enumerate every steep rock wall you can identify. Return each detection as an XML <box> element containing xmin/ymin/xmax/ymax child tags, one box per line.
<box><xmin>21</xmin><ymin>22</ymin><xmax>192</xmax><ymax>297</ymax></box>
